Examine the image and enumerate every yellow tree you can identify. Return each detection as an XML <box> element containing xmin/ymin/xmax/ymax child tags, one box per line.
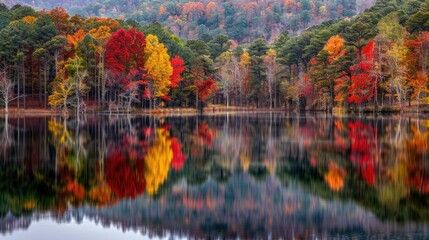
<box><xmin>49</xmin><ymin>57</ymin><xmax>89</xmax><ymax>115</ymax></box>
<box><xmin>144</xmin><ymin>34</ymin><xmax>173</xmax><ymax>105</ymax></box>
<box><xmin>144</xmin><ymin>129</ymin><xmax>173</xmax><ymax>195</ymax></box>
<box><xmin>314</xmin><ymin>35</ymin><xmax>346</xmax><ymax>110</ymax></box>
<box><xmin>67</xmin><ymin>29</ymin><xmax>86</xmax><ymax>49</ymax></box>
<box><xmin>89</xmin><ymin>26</ymin><xmax>112</xmax><ymax>106</ymax></box>
<box><xmin>323</xmin><ymin>35</ymin><xmax>346</xmax><ymax>62</ymax></box>
<box><xmin>22</xmin><ymin>16</ymin><xmax>38</xmax><ymax>25</ymax></box>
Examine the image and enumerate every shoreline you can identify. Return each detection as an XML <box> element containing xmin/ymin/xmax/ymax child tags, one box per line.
<box><xmin>1</xmin><ymin>106</ymin><xmax>429</xmax><ymax>118</ymax></box>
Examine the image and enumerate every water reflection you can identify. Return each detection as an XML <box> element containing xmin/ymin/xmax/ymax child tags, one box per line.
<box><xmin>1</xmin><ymin>114</ymin><xmax>429</xmax><ymax>238</ymax></box>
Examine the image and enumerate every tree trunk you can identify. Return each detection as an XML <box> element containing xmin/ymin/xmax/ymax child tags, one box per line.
<box><xmin>23</xmin><ymin>61</ymin><xmax>26</xmax><ymax>110</ymax></box>
<box><xmin>38</xmin><ymin>58</ymin><xmax>42</xmax><ymax>107</ymax></box>
<box><xmin>196</xmin><ymin>84</ymin><xmax>199</xmax><ymax>110</ymax></box>
<box><xmin>54</xmin><ymin>51</ymin><xmax>59</xmax><ymax>75</ymax></box>
<box><xmin>17</xmin><ymin>62</ymin><xmax>20</xmax><ymax>112</ymax></box>
<box><xmin>374</xmin><ymin>76</ymin><xmax>378</xmax><ymax>113</ymax></box>
<box><xmin>44</xmin><ymin>61</ymin><xmax>48</xmax><ymax>109</ymax></box>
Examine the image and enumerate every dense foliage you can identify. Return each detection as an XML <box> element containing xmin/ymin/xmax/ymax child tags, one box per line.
<box><xmin>5</xmin><ymin>0</ymin><xmax>374</xmax><ymax>43</ymax></box>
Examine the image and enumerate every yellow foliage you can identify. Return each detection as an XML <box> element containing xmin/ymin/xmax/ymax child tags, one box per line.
<box><xmin>323</xmin><ymin>35</ymin><xmax>345</xmax><ymax>62</ymax></box>
<box><xmin>240</xmin><ymin>52</ymin><xmax>251</xmax><ymax>66</ymax></box>
<box><xmin>144</xmin><ymin>129</ymin><xmax>173</xmax><ymax>195</ymax></box>
<box><xmin>144</xmin><ymin>34</ymin><xmax>159</xmax><ymax>60</ymax></box>
<box><xmin>407</xmin><ymin>125</ymin><xmax>429</xmax><ymax>154</ymax></box>
<box><xmin>23</xmin><ymin>199</ymin><xmax>36</xmax><ymax>210</ymax></box>
<box><xmin>22</xmin><ymin>16</ymin><xmax>38</xmax><ymax>25</ymax></box>
<box><xmin>48</xmin><ymin>77</ymin><xmax>75</xmax><ymax>108</ymax></box>
<box><xmin>324</xmin><ymin>162</ymin><xmax>346</xmax><ymax>191</ymax></box>
<box><xmin>218</xmin><ymin>51</ymin><xmax>232</xmax><ymax>61</ymax></box>
<box><xmin>48</xmin><ymin>120</ymin><xmax>72</xmax><ymax>145</ymax></box>
<box><xmin>89</xmin><ymin>180</ymin><xmax>114</xmax><ymax>206</ymax></box>
<box><xmin>240</xmin><ymin>153</ymin><xmax>251</xmax><ymax>171</ymax></box>
<box><xmin>266</xmin><ymin>49</ymin><xmax>276</xmax><ymax>57</ymax></box>
<box><xmin>144</xmin><ymin>34</ymin><xmax>173</xmax><ymax>97</ymax></box>
<box><xmin>67</xmin><ymin>29</ymin><xmax>86</xmax><ymax>48</ymax></box>
<box><xmin>89</xmin><ymin>26</ymin><xmax>112</xmax><ymax>54</ymax></box>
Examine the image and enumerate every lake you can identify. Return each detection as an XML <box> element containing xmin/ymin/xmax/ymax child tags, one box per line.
<box><xmin>1</xmin><ymin>113</ymin><xmax>429</xmax><ymax>239</ymax></box>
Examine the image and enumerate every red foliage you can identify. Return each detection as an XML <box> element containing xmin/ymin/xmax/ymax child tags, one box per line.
<box><xmin>299</xmin><ymin>76</ymin><xmax>315</xmax><ymax>100</ymax></box>
<box><xmin>105</xmin><ymin>149</ymin><xmax>146</xmax><ymax>199</ymax></box>
<box><xmin>142</xmin><ymin>89</ymin><xmax>152</xmax><ymax>99</ymax></box>
<box><xmin>197</xmin><ymin>122</ymin><xmax>216</xmax><ymax>146</ymax></box>
<box><xmin>196</xmin><ymin>77</ymin><xmax>217</xmax><ymax>101</ymax></box>
<box><xmin>161</xmin><ymin>95</ymin><xmax>172</xmax><ymax>101</ymax></box>
<box><xmin>170</xmin><ymin>137</ymin><xmax>187</xmax><ymax>170</ymax></box>
<box><xmin>348</xmin><ymin>73</ymin><xmax>374</xmax><ymax>104</ymax></box>
<box><xmin>362</xmin><ymin>40</ymin><xmax>374</xmax><ymax>61</ymax></box>
<box><xmin>348</xmin><ymin>41</ymin><xmax>375</xmax><ymax>105</ymax></box>
<box><xmin>105</xmin><ymin>28</ymin><xmax>146</xmax><ymax>87</ymax></box>
<box><xmin>348</xmin><ymin>121</ymin><xmax>376</xmax><ymax>186</ymax></box>
<box><xmin>170</xmin><ymin>56</ymin><xmax>186</xmax><ymax>88</ymax></box>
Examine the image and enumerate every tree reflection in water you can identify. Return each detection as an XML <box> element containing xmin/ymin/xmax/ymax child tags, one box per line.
<box><xmin>0</xmin><ymin>114</ymin><xmax>429</xmax><ymax>238</ymax></box>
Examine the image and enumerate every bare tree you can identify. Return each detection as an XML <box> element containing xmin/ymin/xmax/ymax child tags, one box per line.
<box><xmin>0</xmin><ymin>67</ymin><xmax>16</xmax><ymax>114</ymax></box>
<box><xmin>218</xmin><ymin>52</ymin><xmax>236</xmax><ymax>108</ymax></box>
<box><xmin>120</xmin><ymin>81</ymin><xmax>144</xmax><ymax>114</ymax></box>
<box><xmin>264</xmin><ymin>49</ymin><xmax>278</xmax><ymax>110</ymax></box>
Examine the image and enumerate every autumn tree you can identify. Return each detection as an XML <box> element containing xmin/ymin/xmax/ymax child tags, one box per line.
<box><xmin>309</xmin><ymin>35</ymin><xmax>346</xmax><ymax>112</ymax></box>
<box><xmin>406</xmin><ymin>31</ymin><xmax>429</xmax><ymax>109</ymax></box>
<box><xmin>144</xmin><ymin>34</ymin><xmax>173</xmax><ymax>107</ymax></box>
<box><xmin>89</xmin><ymin>25</ymin><xmax>112</xmax><ymax>107</ymax></box>
<box><xmin>348</xmin><ymin>41</ymin><xmax>375</xmax><ymax>110</ymax></box>
<box><xmin>105</xmin><ymin>28</ymin><xmax>146</xmax><ymax>112</ymax></box>
<box><xmin>48</xmin><ymin>7</ymin><xmax>70</xmax><ymax>34</ymax></box>
<box><xmin>378</xmin><ymin>13</ymin><xmax>408</xmax><ymax>110</ymax></box>
<box><xmin>49</xmin><ymin>56</ymin><xmax>89</xmax><ymax>115</ymax></box>
<box><xmin>190</xmin><ymin>54</ymin><xmax>217</xmax><ymax>109</ymax></box>
<box><xmin>170</xmin><ymin>55</ymin><xmax>186</xmax><ymax>88</ymax></box>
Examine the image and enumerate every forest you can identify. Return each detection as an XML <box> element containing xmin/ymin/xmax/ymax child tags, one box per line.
<box><xmin>1</xmin><ymin>0</ymin><xmax>429</xmax><ymax>114</ymax></box>
<box><xmin>6</xmin><ymin>0</ymin><xmax>373</xmax><ymax>43</ymax></box>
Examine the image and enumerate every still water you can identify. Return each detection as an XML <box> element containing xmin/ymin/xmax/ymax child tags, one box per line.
<box><xmin>1</xmin><ymin>113</ymin><xmax>429</xmax><ymax>239</ymax></box>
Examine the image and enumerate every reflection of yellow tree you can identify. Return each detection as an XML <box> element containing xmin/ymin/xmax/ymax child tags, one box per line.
<box><xmin>407</xmin><ymin>125</ymin><xmax>429</xmax><ymax>154</ymax></box>
<box><xmin>48</xmin><ymin>120</ymin><xmax>73</xmax><ymax>145</ymax></box>
<box><xmin>379</xmin><ymin>159</ymin><xmax>407</xmax><ymax>209</ymax></box>
<box><xmin>89</xmin><ymin>172</ymin><xmax>116</xmax><ymax>206</ymax></box>
<box><xmin>145</xmin><ymin>129</ymin><xmax>173</xmax><ymax>195</ymax></box>
<box><xmin>324</xmin><ymin>162</ymin><xmax>346</xmax><ymax>191</ymax></box>
<box><xmin>378</xmin><ymin>123</ymin><xmax>427</xmax><ymax>207</ymax></box>
<box><xmin>240</xmin><ymin>152</ymin><xmax>251</xmax><ymax>171</ymax></box>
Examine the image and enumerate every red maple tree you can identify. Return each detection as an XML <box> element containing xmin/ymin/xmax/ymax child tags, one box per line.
<box><xmin>348</xmin><ymin>41</ymin><xmax>375</xmax><ymax>105</ymax></box>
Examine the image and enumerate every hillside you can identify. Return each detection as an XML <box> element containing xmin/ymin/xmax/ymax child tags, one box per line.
<box><xmin>6</xmin><ymin>0</ymin><xmax>375</xmax><ymax>43</ymax></box>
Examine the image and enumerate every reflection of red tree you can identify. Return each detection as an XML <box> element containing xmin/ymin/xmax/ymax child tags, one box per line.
<box><xmin>348</xmin><ymin>121</ymin><xmax>375</xmax><ymax>186</ymax></box>
<box><xmin>171</xmin><ymin>137</ymin><xmax>187</xmax><ymax>170</ymax></box>
<box><xmin>105</xmin><ymin>150</ymin><xmax>146</xmax><ymax>199</ymax></box>
<box><xmin>197</xmin><ymin>122</ymin><xmax>216</xmax><ymax>146</ymax></box>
